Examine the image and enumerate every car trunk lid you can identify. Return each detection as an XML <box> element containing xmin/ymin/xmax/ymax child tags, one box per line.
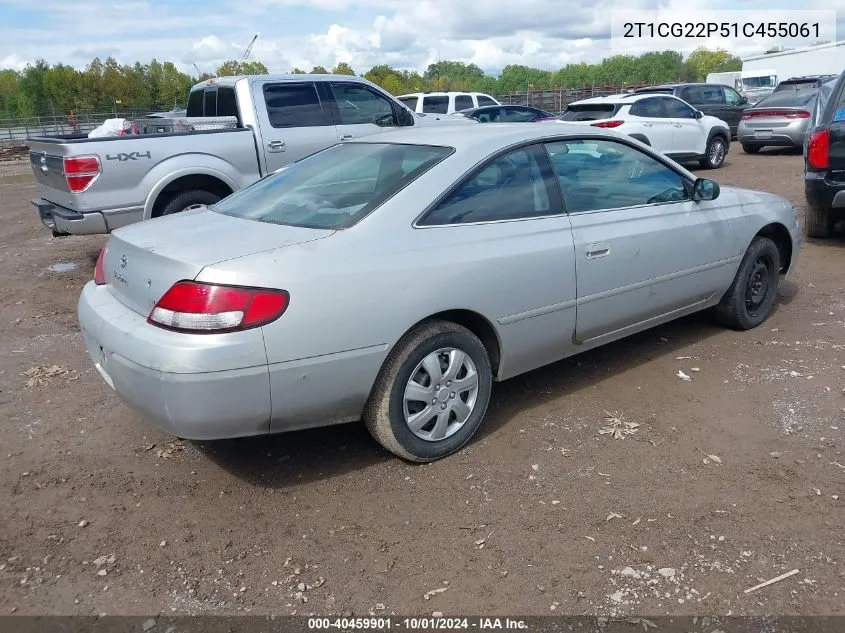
<box><xmin>102</xmin><ymin>208</ymin><xmax>334</xmax><ymax>316</ymax></box>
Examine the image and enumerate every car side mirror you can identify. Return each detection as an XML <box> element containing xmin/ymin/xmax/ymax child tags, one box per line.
<box><xmin>397</xmin><ymin>107</ymin><xmax>416</xmax><ymax>127</ymax></box>
<box><xmin>740</xmin><ymin>96</ymin><xmax>748</xmax><ymax>105</ymax></box>
<box><xmin>693</xmin><ymin>110</ymin><xmax>703</xmax><ymax>119</ymax></box>
<box><xmin>693</xmin><ymin>178</ymin><xmax>720</xmax><ymax>201</ymax></box>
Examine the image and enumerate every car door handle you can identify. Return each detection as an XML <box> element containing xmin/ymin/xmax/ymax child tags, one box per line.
<box><xmin>585</xmin><ymin>243</ymin><xmax>610</xmax><ymax>259</ymax></box>
<box><xmin>672</xmin><ymin>123</ymin><xmax>683</xmax><ymax>127</ymax></box>
<box><xmin>266</xmin><ymin>140</ymin><xmax>286</xmax><ymax>152</ymax></box>
<box><xmin>642</xmin><ymin>122</ymin><xmax>653</xmax><ymax>127</ymax></box>
<box><xmin>341</xmin><ymin>134</ymin><xmax>353</xmax><ymax>140</ymax></box>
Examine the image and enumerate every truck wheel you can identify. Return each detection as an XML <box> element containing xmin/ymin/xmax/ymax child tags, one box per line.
<box><xmin>742</xmin><ymin>143</ymin><xmax>760</xmax><ymax>154</ymax></box>
<box><xmin>713</xmin><ymin>236</ymin><xmax>780</xmax><ymax>330</ymax></box>
<box><xmin>157</xmin><ymin>190</ymin><xmax>221</xmax><ymax>217</ymax></box>
<box><xmin>806</xmin><ymin>206</ymin><xmax>834</xmax><ymax>238</ymax></box>
<box><xmin>364</xmin><ymin>320</ymin><xmax>492</xmax><ymax>463</ymax></box>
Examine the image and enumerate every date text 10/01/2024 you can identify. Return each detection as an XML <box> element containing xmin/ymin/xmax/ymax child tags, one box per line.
<box><xmin>622</xmin><ymin>22</ymin><xmax>821</xmax><ymax>39</ymax></box>
<box><xmin>308</xmin><ymin>618</ymin><xmax>528</xmax><ymax>630</ymax></box>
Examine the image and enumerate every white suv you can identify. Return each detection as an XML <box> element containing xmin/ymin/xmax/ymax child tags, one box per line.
<box><xmin>398</xmin><ymin>91</ymin><xmax>500</xmax><ymax>115</ymax></box>
<box><xmin>559</xmin><ymin>93</ymin><xmax>731</xmax><ymax>169</ymax></box>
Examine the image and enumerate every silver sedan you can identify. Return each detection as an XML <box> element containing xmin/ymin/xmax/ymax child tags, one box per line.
<box><xmin>79</xmin><ymin>124</ymin><xmax>802</xmax><ymax>462</ymax></box>
<box><xmin>738</xmin><ymin>89</ymin><xmax>819</xmax><ymax>153</ymax></box>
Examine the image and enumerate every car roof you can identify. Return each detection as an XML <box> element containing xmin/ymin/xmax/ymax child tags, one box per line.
<box><xmin>398</xmin><ymin>91</ymin><xmax>493</xmax><ymax>97</ymax></box>
<box><xmin>569</xmin><ymin>92</ymin><xmax>680</xmax><ymax>105</ymax></box>
<box><xmin>191</xmin><ymin>74</ymin><xmax>380</xmax><ymax>90</ymax></box>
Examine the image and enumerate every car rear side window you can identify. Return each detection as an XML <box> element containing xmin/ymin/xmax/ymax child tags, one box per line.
<box><xmin>680</xmin><ymin>86</ymin><xmax>704</xmax><ymax>104</ymax></box>
<box><xmin>211</xmin><ymin>143</ymin><xmax>453</xmax><ymax>229</ymax></box>
<box><xmin>545</xmin><ymin>139</ymin><xmax>689</xmax><ymax>213</ymax></box>
<box><xmin>630</xmin><ymin>98</ymin><xmax>665</xmax><ymax>118</ymax></box>
<box><xmin>454</xmin><ymin>94</ymin><xmax>473</xmax><ymax>110</ymax></box>
<box><xmin>423</xmin><ymin>96</ymin><xmax>449</xmax><ymax>114</ymax></box>
<box><xmin>418</xmin><ymin>145</ymin><xmax>561</xmax><ymax>225</ymax></box>
<box><xmin>263</xmin><ymin>83</ymin><xmax>330</xmax><ymax>128</ymax></box>
<box><xmin>560</xmin><ymin>104</ymin><xmax>617</xmax><ymax>121</ymax></box>
<box><xmin>700</xmin><ymin>86</ymin><xmax>725</xmax><ymax>104</ymax></box>
<box><xmin>399</xmin><ymin>96</ymin><xmax>418</xmax><ymax>110</ymax></box>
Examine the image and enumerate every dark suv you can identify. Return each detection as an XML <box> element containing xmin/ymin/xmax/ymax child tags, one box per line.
<box><xmin>635</xmin><ymin>83</ymin><xmax>748</xmax><ymax>137</ymax></box>
<box><xmin>804</xmin><ymin>73</ymin><xmax>845</xmax><ymax>238</ymax></box>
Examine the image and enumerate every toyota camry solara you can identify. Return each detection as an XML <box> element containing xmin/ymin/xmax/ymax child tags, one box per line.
<box><xmin>79</xmin><ymin>124</ymin><xmax>801</xmax><ymax>462</ymax></box>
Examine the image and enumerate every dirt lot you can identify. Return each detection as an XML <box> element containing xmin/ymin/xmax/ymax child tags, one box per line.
<box><xmin>0</xmin><ymin>147</ymin><xmax>843</xmax><ymax>618</ymax></box>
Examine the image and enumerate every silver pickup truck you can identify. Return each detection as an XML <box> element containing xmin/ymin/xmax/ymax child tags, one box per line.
<box><xmin>28</xmin><ymin>74</ymin><xmax>475</xmax><ymax>236</ymax></box>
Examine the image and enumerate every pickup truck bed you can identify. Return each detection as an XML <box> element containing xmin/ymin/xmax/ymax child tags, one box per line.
<box><xmin>30</xmin><ymin>127</ymin><xmax>259</xmax><ymax>236</ymax></box>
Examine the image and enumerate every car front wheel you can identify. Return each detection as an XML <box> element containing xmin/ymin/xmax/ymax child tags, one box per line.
<box><xmin>714</xmin><ymin>236</ymin><xmax>780</xmax><ymax>330</ymax></box>
<box><xmin>364</xmin><ymin>320</ymin><xmax>493</xmax><ymax>462</ymax></box>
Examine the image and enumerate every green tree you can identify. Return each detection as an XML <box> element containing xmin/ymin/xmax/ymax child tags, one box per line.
<box><xmin>332</xmin><ymin>62</ymin><xmax>356</xmax><ymax>75</ymax></box>
<box><xmin>683</xmin><ymin>47</ymin><xmax>741</xmax><ymax>81</ymax></box>
<box><xmin>290</xmin><ymin>68</ymin><xmax>306</xmax><ymax>74</ymax></box>
<box><xmin>310</xmin><ymin>66</ymin><xmax>328</xmax><ymax>74</ymax></box>
<box><xmin>216</xmin><ymin>60</ymin><xmax>269</xmax><ymax>76</ymax></box>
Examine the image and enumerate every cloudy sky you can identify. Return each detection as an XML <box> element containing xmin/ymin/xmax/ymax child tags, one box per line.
<box><xmin>1</xmin><ymin>0</ymin><xmax>843</xmax><ymax>75</ymax></box>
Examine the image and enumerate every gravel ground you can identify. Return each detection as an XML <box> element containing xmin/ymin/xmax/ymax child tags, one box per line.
<box><xmin>0</xmin><ymin>145</ymin><xmax>843</xmax><ymax>617</ymax></box>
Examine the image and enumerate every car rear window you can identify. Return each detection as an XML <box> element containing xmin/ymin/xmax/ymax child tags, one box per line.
<box><xmin>754</xmin><ymin>90</ymin><xmax>818</xmax><ymax>108</ymax></box>
<box><xmin>211</xmin><ymin>143</ymin><xmax>453</xmax><ymax>229</ymax></box>
<box><xmin>560</xmin><ymin>104</ymin><xmax>618</xmax><ymax>121</ymax></box>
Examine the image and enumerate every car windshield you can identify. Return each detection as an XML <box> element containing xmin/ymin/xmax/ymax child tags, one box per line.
<box><xmin>754</xmin><ymin>90</ymin><xmax>818</xmax><ymax>108</ymax></box>
<box><xmin>211</xmin><ymin>143</ymin><xmax>453</xmax><ymax>229</ymax></box>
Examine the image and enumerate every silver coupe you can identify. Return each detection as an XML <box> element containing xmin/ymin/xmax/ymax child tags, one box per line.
<box><xmin>78</xmin><ymin>124</ymin><xmax>801</xmax><ymax>462</ymax></box>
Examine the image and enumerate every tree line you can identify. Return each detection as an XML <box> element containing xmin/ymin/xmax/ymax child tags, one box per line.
<box><xmin>0</xmin><ymin>47</ymin><xmax>741</xmax><ymax>119</ymax></box>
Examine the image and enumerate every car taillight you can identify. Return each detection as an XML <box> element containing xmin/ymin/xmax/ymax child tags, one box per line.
<box><xmin>741</xmin><ymin>110</ymin><xmax>811</xmax><ymax>120</ymax></box>
<box><xmin>590</xmin><ymin>120</ymin><xmax>624</xmax><ymax>128</ymax></box>
<box><xmin>94</xmin><ymin>247</ymin><xmax>107</xmax><ymax>285</ymax></box>
<box><xmin>148</xmin><ymin>281</ymin><xmax>289</xmax><ymax>333</ymax></box>
<box><xmin>807</xmin><ymin>129</ymin><xmax>830</xmax><ymax>169</ymax></box>
<box><xmin>64</xmin><ymin>155</ymin><xmax>101</xmax><ymax>193</ymax></box>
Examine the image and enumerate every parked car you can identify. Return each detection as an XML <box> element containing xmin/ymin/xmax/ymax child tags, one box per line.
<box><xmin>561</xmin><ymin>93</ymin><xmax>731</xmax><ymax>168</ymax></box>
<box><xmin>634</xmin><ymin>83</ymin><xmax>748</xmax><ymax>137</ymax></box>
<box><xmin>737</xmin><ymin>89</ymin><xmax>819</xmax><ymax>154</ymax></box>
<box><xmin>78</xmin><ymin>124</ymin><xmax>801</xmax><ymax>462</ymax></box>
<box><xmin>27</xmin><ymin>74</ymin><xmax>476</xmax><ymax>237</ymax></box>
<box><xmin>397</xmin><ymin>91</ymin><xmax>500</xmax><ymax>115</ymax></box>
<box><xmin>804</xmin><ymin>72</ymin><xmax>845</xmax><ymax>237</ymax></box>
<box><xmin>774</xmin><ymin>75</ymin><xmax>839</xmax><ymax>93</ymax></box>
<box><xmin>454</xmin><ymin>104</ymin><xmax>558</xmax><ymax>122</ymax></box>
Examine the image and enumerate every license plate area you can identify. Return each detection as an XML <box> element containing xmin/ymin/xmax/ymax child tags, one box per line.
<box><xmin>755</xmin><ymin>130</ymin><xmax>772</xmax><ymax>139</ymax></box>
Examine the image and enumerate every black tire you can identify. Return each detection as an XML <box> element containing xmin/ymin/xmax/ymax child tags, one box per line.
<box><xmin>805</xmin><ymin>206</ymin><xmax>834</xmax><ymax>239</ymax></box>
<box><xmin>713</xmin><ymin>236</ymin><xmax>780</xmax><ymax>330</ymax></box>
<box><xmin>156</xmin><ymin>189</ymin><xmax>221</xmax><ymax>217</ymax></box>
<box><xmin>364</xmin><ymin>320</ymin><xmax>493</xmax><ymax>462</ymax></box>
<box><xmin>742</xmin><ymin>143</ymin><xmax>761</xmax><ymax>154</ymax></box>
<box><xmin>700</xmin><ymin>135</ymin><xmax>727</xmax><ymax>169</ymax></box>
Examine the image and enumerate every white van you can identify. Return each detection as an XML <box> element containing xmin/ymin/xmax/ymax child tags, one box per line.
<box><xmin>397</xmin><ymin>91</ymin><xmax>501</xmax><ymax>115</ymax></box>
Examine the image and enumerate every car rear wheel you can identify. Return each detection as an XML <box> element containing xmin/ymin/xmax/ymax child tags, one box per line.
<box><xmin>713</xmin><ymin>236</ymin><xmax>780</xmax><ymax>330</ymax></box>
<box><xmin>157</xmin><ymin>189</ymin><xmax>222</xmax><ymax>217</ymax></box>
<box><xmin>701</xmin><ymin>135</ymin><xmax>727</xmax><ymax>169</ymax></box>
<box><xmin>364</xmin><ymin>320</ymin><xmax>492</xmax><ymax>462</ymax></box>
<box><xmin>742</xmin><ymin>143</ymin><xmax>761</xmax><ymax>154</ymax></box>
<box><xmin>806</xmin><ymin>206</ymin><xmax>834</xmax><ymax>238</ymax></box>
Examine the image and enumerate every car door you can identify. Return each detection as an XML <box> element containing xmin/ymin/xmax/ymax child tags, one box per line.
<box><xmin>323</xmin><ymin>81</ymin><xmax>403</xmax><ymax>142</ymax></box>
<box><xmin>628</xmin><ymin>97</ymin><xmax>675</xmax><ymax>152</ymax></box>
<box><xmin>661</xmin><ymin>96</ymin><xmax>704</xmax><ymax>155</ymax></box>
<box><xmin>415</xmin><ymin>143</ymin><xmax>578</xmax><ymax>378</ymax></box>
<box><xmin>254</xmin><ymin>81</ymin><xmax>340</xmax><ymax>173</ymax></box>
<box><xmin>544</xmin><ymin>137</ymin><xmax>733</xmax><ymax>345</ymax></box>
<box><xmin>721</xmin><ymin>86</ymin><xmax>747</xmax><ymax>135</ymax></box>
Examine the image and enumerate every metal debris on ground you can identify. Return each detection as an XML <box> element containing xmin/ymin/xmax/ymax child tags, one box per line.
<box><xmin>599</xmin><ymin>412</ymin><xmax>639</xmax><ymax>439</ymax></box>
<box><xmin>743</xmin><ymin>568</ymin><xmax>800</xmax><ymax>594</ymax></box>
<box><xmin>677</xmin><ymin>370</ymin><xmax>692</xmax><ymax>381</ymax></box>
<box><xmin>21</xmin><ymin>364</ymin><xmax>77</xmax><ymax>387</ymax></box>
<box><xmin>606</xmin><ymin>512</ymin><xmax>623</xmax><ymax>522</ymax></box>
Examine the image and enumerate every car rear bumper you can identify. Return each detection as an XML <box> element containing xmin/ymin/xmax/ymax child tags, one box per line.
<box><xmin>737</xmin><ymin>122</ymin><xmax>807</xmax><ymax>148</ymax></box>
<box><xmin>805</xmin><ymin>171</ymin><xmax>845</xmax><ymax>211</ymax></box>
<box><xmin>78</xmin><ymin>281</ymin><xmax>273</xmax><ymax>440</ymax></box>
<box><xmin>32</xmin><ymin>198</ymin><xmax>143</xmax><ymax>236</ymax></box>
